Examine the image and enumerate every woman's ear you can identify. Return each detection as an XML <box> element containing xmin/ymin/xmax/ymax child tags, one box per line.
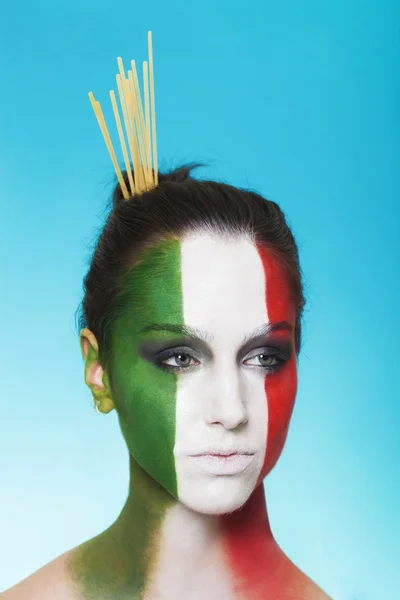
<box><xmin>80</xmin><ymin>328</ymin><xmax>115</xmax><ymax>414</ymax></box>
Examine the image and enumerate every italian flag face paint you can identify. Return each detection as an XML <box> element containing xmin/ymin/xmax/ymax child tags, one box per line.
<box><xmin>110</xmin><ymin>232</ymin><xmax>297</xmax><ymax>514</ymax></box>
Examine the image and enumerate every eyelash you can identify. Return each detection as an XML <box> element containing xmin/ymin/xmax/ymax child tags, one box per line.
<box><xmin>154</xmin><ymin>349</ymin><xmax>287</xmax><ymax>374</ymax></box>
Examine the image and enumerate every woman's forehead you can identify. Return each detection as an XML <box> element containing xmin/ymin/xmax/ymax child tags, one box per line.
<box><xmin>137</xmin><ymin>231</ymin><xmax>268</xmax><ymax>286</ymax></box>
<box><xmin>179</xmin><ymin>232</ymin><xmax>271</xmax><ymax>332</ymax></box>
<box><xmin>115</xmin><ymin>232</ymin><xmax>295</xmax><ymax>338</ymax></box>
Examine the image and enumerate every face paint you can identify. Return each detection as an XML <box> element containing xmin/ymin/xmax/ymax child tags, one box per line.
<box><xmin>220</xmin><ymin>245</ymin><xmax>298</xmax><ymax>593</ymax></box>
<box><xmin>110</xmin><ymin>239</ymin><xmax>183</xmax><ymax>497</ymax></box>
<box><xmin>109</xmin><ymin>232</ymin><xmax>297</xmax><ymax>515</ymax></box>
<box><xmin>256</xmin><ymin>243</ymin><xmax>298</xmax><ymax>482</ymax></box>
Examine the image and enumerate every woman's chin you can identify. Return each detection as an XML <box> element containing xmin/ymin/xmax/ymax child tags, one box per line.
<box><xmin>178</xmin><ymin>481</ymin><xmax>255</xmax><ymax>516</ymax></box>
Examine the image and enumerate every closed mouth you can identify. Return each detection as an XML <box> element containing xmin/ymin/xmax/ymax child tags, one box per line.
<box><xmin>190</xmin><ymin>451</ymin><xmax>255</xmax><ymax>457</ymax></box>
<box><xmin>188</xmin><ymin>452</ymin><xmax>256</xmax><ymax>475</ymax></box>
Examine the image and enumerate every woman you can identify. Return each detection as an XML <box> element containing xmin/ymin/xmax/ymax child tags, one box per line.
<box><xmin>2</xmin><ymin>165</ymin><xmax>332</xmax><ymax>599</ymax></box>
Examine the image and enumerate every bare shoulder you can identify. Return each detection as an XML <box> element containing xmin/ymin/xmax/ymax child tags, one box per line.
<box><xmin>0</xmin><ymin>551</ymin><xmax>79</xmax><ymax>600</ymax></box>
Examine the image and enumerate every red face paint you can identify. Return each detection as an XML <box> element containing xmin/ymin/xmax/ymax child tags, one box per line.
<box><xmin>256</xmin><ymin>244</ymin><xmax>298</xmax><ymax>483</ymax></box>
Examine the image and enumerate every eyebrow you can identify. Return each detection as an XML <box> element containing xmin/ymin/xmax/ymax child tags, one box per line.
<box><xmin>139</xmin><ymin>321</ymin><xmax>293</xmax><ymax>344</ymax></box>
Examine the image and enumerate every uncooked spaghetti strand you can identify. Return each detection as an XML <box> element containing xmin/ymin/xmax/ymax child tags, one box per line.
<box><xmin>88</xmin><ymin>92</ymin><xmax>129</xmax><ymax>199</ymax></box>
<box><xmin>143</xmin><ymin>60</ymin><xmax>153</xmax><ymax>186</ymax></box>
<box><xmin>148</xmin><ymin>30</ymin><xmax>158</xmax><ymax>185</ymax></box>
<box><xmin>128</xmin><ymin>68</ymin><xmax>148</xmax><ymax>188</ymax></box>
<box><xmin>131</xmin><ymin>61</ymin><xmax>150</xmax><ymax>187</ymax></box>
<box><xmin>110</xmin><ymin>90</ymin><xmax>135</xmax><ymax>195</ymax></box>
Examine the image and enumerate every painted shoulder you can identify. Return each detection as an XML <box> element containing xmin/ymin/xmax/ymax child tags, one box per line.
<box><xmin>285</xmin><ymin>564</ymin><xmax>333</xmax><ymax>600</ymax></box>
<box><xmin>266</xmin><ymin>544</ymin><xmax>333</xmax><ymax>600</ymax></box>
<box><xmin>0</xmin><ymin>551</ymin><xmax>78</xmax><ymax>600</ymax></box>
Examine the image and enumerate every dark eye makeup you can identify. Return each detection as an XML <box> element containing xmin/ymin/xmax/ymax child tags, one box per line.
<box><xmin>139</xmin><ymin>339</ymin><xmax>292</xmax><ymax>375</ymax></box>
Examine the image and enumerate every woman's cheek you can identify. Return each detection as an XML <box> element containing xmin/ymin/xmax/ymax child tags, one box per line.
<box><xmin>114</xmin><ymin>360</ymin><xmax>179</xmax><ymax>497</ymax></box>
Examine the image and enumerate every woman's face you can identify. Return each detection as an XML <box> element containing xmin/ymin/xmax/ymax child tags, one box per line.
<box><xmin>109</xmin><ymin>231</ymin><xmax>297</xmax><ymax>515</ymax></box>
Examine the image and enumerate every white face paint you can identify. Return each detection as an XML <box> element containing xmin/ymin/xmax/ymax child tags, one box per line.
<box><xmin>173</xmin><ymin>231</ymin><xmax>269</xmax><ymax>515</ymax></box>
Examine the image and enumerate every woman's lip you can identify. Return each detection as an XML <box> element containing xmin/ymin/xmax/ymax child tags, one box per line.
<box><xmin>189</xmin><ymin>453</ymin><xmax>255</xmax><ymax>475</ymax></box>
<box><xmin>190</xmin><ymin>451</ymin><xmax>255</xmax><ymax>457</ymax></box>
<box><xmin>208</xmin><ymin>453</ymin><xmax>238</xmax><ymax>457</ymax></box>
<box><xmin>189</xmin><ymin>448</ymin><xmax>255</xmax><ymax>456</ymax></box>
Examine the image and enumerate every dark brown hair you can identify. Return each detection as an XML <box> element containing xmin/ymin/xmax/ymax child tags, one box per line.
<box><xmin>78</xmin><ymin>164</ymin><xmax>306</xmax><ymax>364</ymax></box>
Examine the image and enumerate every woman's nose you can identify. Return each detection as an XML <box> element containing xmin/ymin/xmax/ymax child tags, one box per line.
<box><xmin>203</xmin><ymin>368</ymin><xmax>248</xmax><ymax>430</ymax></box>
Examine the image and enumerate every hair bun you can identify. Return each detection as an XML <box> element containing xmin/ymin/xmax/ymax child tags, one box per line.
<box><xmin>112</xmin><ymin>163</ymin><xmax>204</xmax><ymax>209</ymax></box>
<box><xmin>158</xmin><ymin>163</ymin><xmax>203</xmax><ymax>184</ymax></box>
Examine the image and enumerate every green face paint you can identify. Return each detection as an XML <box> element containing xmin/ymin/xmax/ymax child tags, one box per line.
<box><xmin>109</xmin><ymin>238</ymin><xmax>183</xmax><ymax>497</ymax></box>
<box><xmin>68</xmin><ymin>239</ymin><xmax>184</xmax><ymax>598</ymax></box>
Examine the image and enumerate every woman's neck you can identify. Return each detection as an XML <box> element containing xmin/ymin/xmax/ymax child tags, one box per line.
<box><xmin>67</xmin><ymin>455</ymin><xmax>279</xmax><ymax>600</ymax></box>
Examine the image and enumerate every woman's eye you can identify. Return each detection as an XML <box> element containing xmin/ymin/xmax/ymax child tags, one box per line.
<box><xmin>243</xmin><ymin>353</ymin><xmax>281</xmax><ymax>371</ymax></box>
<box><xmin>160</xmin><ymin>352</ymin><xmax>199</xmax><ymax>369</ymax></box>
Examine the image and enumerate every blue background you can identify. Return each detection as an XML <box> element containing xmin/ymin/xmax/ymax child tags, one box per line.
<box><xmin>0</xmin><ymin>1</ymin><xmax>399</xmax><ymax>598</ymax></box>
